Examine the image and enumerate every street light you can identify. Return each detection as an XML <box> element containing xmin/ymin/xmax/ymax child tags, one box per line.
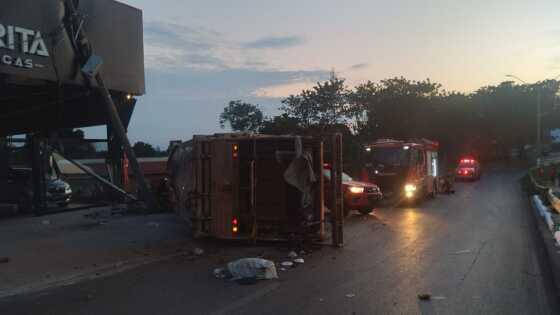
<box><xmin>506</xmin><ymin>74</ymin><xmax>560</xmax><ymax>164</ymax></box>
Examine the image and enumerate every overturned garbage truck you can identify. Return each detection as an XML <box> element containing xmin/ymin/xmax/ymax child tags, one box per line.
<box><xmin>168</xmin><ymin>133</ymin><xmax>345</xmax><ymax>244</ymax></box>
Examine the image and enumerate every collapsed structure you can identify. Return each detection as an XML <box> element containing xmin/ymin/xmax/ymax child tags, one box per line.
<box><xmin>0</xmin><ymin>0</ymin><xmax>153</xmax><ymax>213</ymax></box>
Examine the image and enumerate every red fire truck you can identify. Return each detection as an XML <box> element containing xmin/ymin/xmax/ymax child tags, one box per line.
<box><xmin>362</xmin><ymin>139</ymin><xmax>440</xmax><ymax>203</ymax></box>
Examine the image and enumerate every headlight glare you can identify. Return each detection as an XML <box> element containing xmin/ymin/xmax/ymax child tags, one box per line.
<box><xmin>404</xmin><ymin>184</ymin><xmax>417</xmax><ymax>193</ymax></box>
<box><xmin>349</xmin><ymin>186</ymin><xmax>365</xmax><ymax>194</ymax></box>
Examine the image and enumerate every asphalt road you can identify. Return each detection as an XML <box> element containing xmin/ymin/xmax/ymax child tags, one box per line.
<box><xmin>2</xmin><ymin>163</ymin><xmax>559</xmax><ymax>315</ymax></box>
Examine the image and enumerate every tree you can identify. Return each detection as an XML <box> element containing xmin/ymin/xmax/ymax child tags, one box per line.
<box><xmin>218</xmin><ymin>76</ymin><xmax>560</xmax><ymax>166</ymax></box>
<box><xmin>346</xmin><ymin>81</ymin><xmax>379</xmax><ymax>137</ymax></box>
<box><xmin>260</xmin><ymin>113</ymin><xmax>303</xmax><ymax>135</ymax></box>
<box><xmin>220</xmin><ymin>100</ymin><xmax>264</xmax><ymax>132</ymax></box>
<box><xmin>280</xmin><ymin>94</ymin><xmax>315</xmax><ymax>129</ymax></box>
<box><xmin>281</xmin><ymin>75</ymin><xmax>349</xmax><ymax>129</ymax></box>
<box><xmin>133</xmin><ymin>141</ymin><xmax>158</xmax><ymax>157</ymax></box>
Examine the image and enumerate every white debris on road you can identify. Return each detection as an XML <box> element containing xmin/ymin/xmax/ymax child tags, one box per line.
<box><xmin>281</xmin><ymin>261</ymin><xmax>294</xmax><ymax>268</ymax></box>
<box><xmin>227</xmin><ymin>258</ymin><xmax>278</xmax><ymax>281</ymax></box>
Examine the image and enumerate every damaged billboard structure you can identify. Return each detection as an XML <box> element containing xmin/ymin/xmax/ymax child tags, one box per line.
<box><xmin>0</xmin><ymin>0</ymin><xmax>156</xmax><ymax>214</ymax></box>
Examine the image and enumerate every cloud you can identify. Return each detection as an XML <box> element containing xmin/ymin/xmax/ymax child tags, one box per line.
<box><xmin>548</xmin><ymin>55</ymin><xmax>560</xmax><ymax>70</ymax></box>
<box><xmin>349</xmin><ymin>63</ymin><xmax>369</xmax><ymax>70</ymax></box>
<box><xmin>144</xmin><ymin>20</ymin><xmax>255</xmax><ymax>70</ymax></box>
<box><xmin>129</xmin><ymin>67</ymin><xmax>329</xmax><ymax>146</ymax></box>
<box><xmin>146</xmin><ymin>67</ymin><xmax>329</xmax><ymax>100</ymax></box>
<box><xmin>243</xmin><ymin>36</ymin><xmax>306</xmax><ymax>49</ymax></box>
<box><xmin>132</xmin><ymin>20</ymin><xmax>327</xmax><ymax>146</ymax></box>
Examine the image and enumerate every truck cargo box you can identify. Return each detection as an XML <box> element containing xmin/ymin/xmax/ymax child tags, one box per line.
<box><xmin>168</xmin><ymin>134</ymin><xmax>326</xmax><ymax>241</ymax></box>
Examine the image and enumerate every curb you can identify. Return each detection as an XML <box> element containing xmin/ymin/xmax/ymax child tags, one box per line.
<box><xmin>0</xmin><ymin>252</ymin><xmax>184</xmax><ymax>301</ymax></box>
<box><xmin>528</xmin><ymin>195</ymin><xmax>560</xmax><ymax>300</ymax></box>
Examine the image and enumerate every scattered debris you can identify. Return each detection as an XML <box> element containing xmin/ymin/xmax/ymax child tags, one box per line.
<box><xmin>287</xmin><ymin>251</ymin><xmax>298</xmax><ymax>259</ymax></box>
<box><xmin>279</xmin><ymin>268</ymin><xmax>287</xmax><ymax>272</ymax></box>
<box><xmin>281</xmin><ymin>261</ymin><xmax>294</xmax><ymax>268</ymax></box>
<box><xmin>294</xmin><ymin>258</ymin><xmax>305</xmax><ymax>264</ymax></box>
<box><xmin>454</xmin><ymin>249</ymin><xmax>472</xmax><ymax>255</ymax></box>
<box><xmin>318</xmin><ymin>298</ymin><xmax>324</xmax><ymax>302</ymax></box>
<box><xmin>345</xmin><ymin>293</ymin><xmax>356</xmax><ymax>298</ymax></box>
<box><xmin>418</xmin><ymin>293</ymin><xmax>431</xmax><ymax>301</ymax></box>
<box><xmin>42</xmin><ymin>220</ymin><xmax>50</xmax><ymax>225</ymax></box>
<box><xmin>226</xmin><ymin>258</ymin><xmax>278</xmax><ymax>282</ymax></box>
<box><xmin>0</xmin><ymin>257</ymin><xmax>10</xmax><ymax>264</ymax></box>
<box><xmin>192</xmin><ymin>248</ymin><xmax>204</xmax><ymax>256</ymax></box>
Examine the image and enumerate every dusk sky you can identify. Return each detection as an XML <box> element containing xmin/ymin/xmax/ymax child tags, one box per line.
<box><xmin>112</xmin><ymin>0</ymin><xmax>560</xmax><ymax>147</ymax></box>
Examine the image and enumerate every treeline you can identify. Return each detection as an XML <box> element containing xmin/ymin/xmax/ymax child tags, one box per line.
<box><xmin>220</xmin><ymin>76</ymin><xmax>560</xmax><ymax>170</ymax></box>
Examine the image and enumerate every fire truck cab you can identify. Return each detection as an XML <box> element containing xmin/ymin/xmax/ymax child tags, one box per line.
<box><xmin>363</xmin><ymin>139</ymin><xmax>439</xmax><ymax>203</ymax></box>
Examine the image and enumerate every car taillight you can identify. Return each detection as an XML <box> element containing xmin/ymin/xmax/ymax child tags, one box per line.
<box><xmin>232</xmin><ymin>218</ymin><xmax>239</xmax><ymax>233</ymax></box>
<box><xmin>232</xmin><ymin>144</ymin><xmax>239</xmax><ymax>159</ymax></box>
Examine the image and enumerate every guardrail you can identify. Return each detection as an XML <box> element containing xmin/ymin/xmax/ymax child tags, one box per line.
<box><xmin>529</xmin><ymin>163</ymin><xmax>560</xmax><ymax>214</ymax></box>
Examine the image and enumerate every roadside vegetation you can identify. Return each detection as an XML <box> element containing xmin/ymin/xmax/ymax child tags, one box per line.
<box><xmin>220</xmin><ymin>75</ymin><xmax>560</xmax><ymax>173</ymax></box>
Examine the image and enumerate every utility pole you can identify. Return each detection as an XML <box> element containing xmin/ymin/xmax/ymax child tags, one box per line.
<box><xmin>537</xmin><ymin>87</ymin><xmax>542</xmax><ymax>162</ymax></box>
<box><xmin>505</xmin><ymin>74</ymin><xmax>560</xmax><ymax>165</ymax></box>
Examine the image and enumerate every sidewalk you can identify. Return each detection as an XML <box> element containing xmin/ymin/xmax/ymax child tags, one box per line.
<box><xmin>0</xmin><ymin>207</ymin><xmax>194</xmax><ymax>299</ymax></box>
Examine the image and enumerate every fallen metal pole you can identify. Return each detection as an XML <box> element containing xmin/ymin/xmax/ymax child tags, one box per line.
<box><xmin>52</xmin><ymin>150</ymin><xmax>137</xmax><ymax>201</ymax></box>
<box><xmin>94</xmin><ymin>75</ymin><xmax>157</xmax><ymax>209</ymax></box>
<box><xmin>62</xmin><ymin>0</ymin><xmax>158</xmax><ymax>210</ymax></box>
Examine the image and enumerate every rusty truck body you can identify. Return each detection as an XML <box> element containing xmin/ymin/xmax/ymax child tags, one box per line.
<box><xmin>168</xmin><ymin>133</ymin><xmax>346</xmax><ymax>242</ymax></box>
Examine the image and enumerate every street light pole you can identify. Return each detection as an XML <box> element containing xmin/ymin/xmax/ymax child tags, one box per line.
<box><xmin>537</xmin><ymin>87</ymin><xmax>542</xmax><ymax>160</ymax></box>
<box><xmin>505</xmin><ymin>74</ymin><xmax>559</xmax><ymax>165</ymax></box>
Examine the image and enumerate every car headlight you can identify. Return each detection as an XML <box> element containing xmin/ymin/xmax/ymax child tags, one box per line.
<box><xmin>404</xmin><ymin>184</ymin><xmax>417</xmax><ymax>193</ymax></box>
<box><xmin>348</xmin><ymin>186</ymin><xmax>365</xmax><ymax>194</ymax></box>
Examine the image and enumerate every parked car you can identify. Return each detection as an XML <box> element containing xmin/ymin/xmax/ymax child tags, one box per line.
<box><xmin>455</xmin><ymin>157</ymin><xmax>481</xmax><ymax>181</ymax></box>
<box><xmin>323</xmin><ymin>168</ymin><xmax>383</xmax><ymax>215</ymax></box>
<box><xmin>0</xmin><ymin>167</ymin><xmax>72</xmax><ymax>212</ymax></box>
<box><xmin>45</xmin><ymin>176</ymin><xmax>73</xmax><ymax>207</ymax></box>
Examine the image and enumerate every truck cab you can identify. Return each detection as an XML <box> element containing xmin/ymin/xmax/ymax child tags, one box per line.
<box><xmin>363</xmin><ymin>139</ymin><xmax>439</xmax><ymax>203</ymax></box>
